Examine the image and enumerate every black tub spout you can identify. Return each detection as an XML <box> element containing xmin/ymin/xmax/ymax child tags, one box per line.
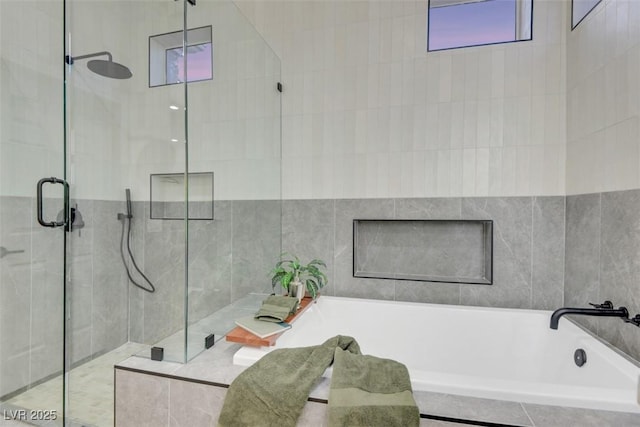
<box><xmin>550</xmin><ymin>304</ymin><xmax>629</xmax><ymax>330</ymax></box>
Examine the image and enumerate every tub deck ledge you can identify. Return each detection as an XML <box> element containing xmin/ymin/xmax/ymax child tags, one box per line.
<box><xmin>114</xmin><ymin>338</ymin><xmax>640</xmax><ymax>427</ymax></box>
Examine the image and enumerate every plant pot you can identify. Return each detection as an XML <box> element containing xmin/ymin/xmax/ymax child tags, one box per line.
<box><xmin>288</xmin><ymin>280</ymin><xmax>305</xmax><ymax>304</ymax></box>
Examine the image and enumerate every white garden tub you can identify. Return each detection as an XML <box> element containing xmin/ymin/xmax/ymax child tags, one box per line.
<box><xmin>233</xmin><ymin>296</ymin><xmax>640</xmax><ymax>413</ymax></box>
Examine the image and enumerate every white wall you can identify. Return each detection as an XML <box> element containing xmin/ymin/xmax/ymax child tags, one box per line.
<box><xmin>566</xmin><ymin>0</ymin><xmax>640</xmax><ymax>194</ymax></box>
<box><xmin>236</xmin><ymin>0</ymin><xmax>568</xmax><ymax>199</ymax></box>
<box><xmin>1</xmin><ymin>0</ymin><xmax>281</xmax><ymax>202</ymax></box>
<box><xmin>0</xmin><ymin>1</ymin><xmax>64</xmax><ymax>197</ymax></box>
<box><xmin>184</xmin><ymin>0</ymin><xmax>282</xmax><ymax>201</ymax></box>
<box><xmin>64</xmin><ymin>0</ymin><xmax>141</xmax><ymax>201</ymax></box>
<box><xmin>124</xmin><ymin>0</ymin><xmax>282</xmax><ymax>202</ymax></box>
<box><xmin>1</xmin><ymin>0</ymin><xmax>572</xmax><ymax>201</ymax></box>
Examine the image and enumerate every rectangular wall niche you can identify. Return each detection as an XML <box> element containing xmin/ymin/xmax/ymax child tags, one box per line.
<box><xmin>150</xmin><ymin>172</ymin><xmax>214</xmax><ymax>220</ymax></box>
<box><xmin>353</xmin><ymin>219</ymin><xmax>493</xmax><ymax>285</ymax></box>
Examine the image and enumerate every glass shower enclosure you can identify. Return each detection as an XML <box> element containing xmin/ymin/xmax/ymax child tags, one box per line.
<box><xmin>0</xmin><ymin>0</ymin><xmax>281</xmax><ymax>425</ymax></box>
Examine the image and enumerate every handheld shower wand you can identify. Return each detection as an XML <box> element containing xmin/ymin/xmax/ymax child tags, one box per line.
<box><xmin>118</xmin><ymin>188</ymin><xmax>155</xmax><ymax>293</ymax></box>
<box><xmin>126</xmin><ymin>188</ymin><xmax>132</xmax><ymax>218</ymax></box>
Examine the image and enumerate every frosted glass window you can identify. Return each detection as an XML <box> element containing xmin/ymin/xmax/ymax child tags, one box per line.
<box><xmin>572</xmin><ymin>0</ymin><xmax>602</xmax><ymax>29</ymax></box>
<box><xmin>428</xmin><ymin>0</ymin><xmax>532</xmax><ymax>52</ymax></box>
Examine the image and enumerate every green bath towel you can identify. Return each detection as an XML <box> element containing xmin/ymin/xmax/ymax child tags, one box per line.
<box><xmin>328</xmin><ymin>347</ymin><xmax>419</xmax><ymax>426</ymax></box>
<box><xmin>217</xmin><ymin>336</ymin><xmax>419</xmax><ymax>427</ymax></box>
<box><xmin>254</xmin><ymin>295</ymin><xmax>299</xmax><ymax>323</ymax></box>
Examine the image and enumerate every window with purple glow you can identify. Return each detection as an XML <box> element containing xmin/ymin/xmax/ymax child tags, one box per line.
<box><xmin>149</xmin><ymin>26</ymin><xmax>212</xmax><ymax>87</ymax></box>
<box><xmin>428</xmin><ymin>0</ymin><xmax>532</xmax><ymax>52</ymax></box>
<box><xmin>166</xmin><ymin>43</ymin><xmax>213</xmax><ymax>84</ymax></box>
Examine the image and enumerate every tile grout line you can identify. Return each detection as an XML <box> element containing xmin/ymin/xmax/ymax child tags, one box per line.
<box><xmin>530</xmin><ymin>196</ymin><xmax>534</xmax><ymax>309</ymax></box>
<box><xmin>459</xmin><ymin>197</ymin><xmax>463</xmax><ymax>305</ymax></box>
<box><xmin>519</xmin><ymin>403</ymin><xmax>536</xmax><ymax>427</ymax></box>
<box><xmin>28</xmin><ymin>199</ymin><xmax>34</xmax><ymax>391</ymax></box>
<box><xmin>596</xmin><ymin>192</ymin><xmax>602</xmax><ymax>337</ymax></box>
<box><xmin>332</xmin><ymin>198</ymin><xmax>336</xmax><ymax>297</ymax></box>
<box><xmin>230</xmin><ymin>200</ymin><xmax>234</xmax><ymax>304</ymax></box>
<box><xmin>562</xmin><ymin>195</ymin><xmax>566</xmax><ymax>307</ymax></box>
<box><xmin>393</xmin><ymin>197</ymin><xmax>397</xmax><ymax>301</ymax></box>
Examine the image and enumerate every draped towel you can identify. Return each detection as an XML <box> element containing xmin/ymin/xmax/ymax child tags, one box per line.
<box><xmin>218</xmin><ymin>335</ymin><xmax>419</xmax><ymax>427</ymax></box>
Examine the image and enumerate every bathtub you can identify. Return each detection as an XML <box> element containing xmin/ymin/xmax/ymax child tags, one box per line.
<box><xmin>233</xmin><ymin>296</ymin><xmax>640</xmax><ymax>414</ymax></box>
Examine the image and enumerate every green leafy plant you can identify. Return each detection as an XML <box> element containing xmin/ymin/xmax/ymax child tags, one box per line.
<box><xmin>270</xmin><ymin>253</ymin><xmax>328</xmax><ymax>299</ymax></box>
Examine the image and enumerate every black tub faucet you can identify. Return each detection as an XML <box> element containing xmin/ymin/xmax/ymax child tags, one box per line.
<box><xmin>550</xmin><ymin>301</ymin><xmax>629</xmax><ymax>330</ymax></box>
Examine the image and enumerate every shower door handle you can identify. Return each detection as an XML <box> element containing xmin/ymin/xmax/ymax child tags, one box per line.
<box><xmin>37</xmin><ymin>177</ymin><xmax>69</xmax><ymax>228</ymax></box>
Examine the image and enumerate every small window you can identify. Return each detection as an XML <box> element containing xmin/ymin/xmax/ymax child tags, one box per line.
<box><xmin>571</xmin><ymin>0</ymin><xmax>602</xmax><ymax>30</ymax></box>
<box><xmin>427</xmin><ymin>0</ymin><xmax>533</xmax><ymax>52</ymax></box>
<box><xmin>149</xmin><ymin>26</ymin><xmax>212</xmax><ymax>87</ymax></box>
<box><xmin>166</xmin><ymin>43</ymin><xmax>212</xmax><ymax>84</ymax></box>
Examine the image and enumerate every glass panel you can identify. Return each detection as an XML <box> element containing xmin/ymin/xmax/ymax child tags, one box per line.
<box><xmin>0</xmin><ymin>1</ymin><xmax>65</xmax><ymax>425</ymax></box>
<box><xmin>185</xmin><ymin>0</ymin><xmax>282</xmax><ymax>361</ymax></box>
<box><xmin>572</xmin><ymin>0</ymin><xmax>603</xmax><ymax>29</ymax></box>
<box><xmin>64</xmin><ymin>0</ymin><xmax>187</xmax><ymax>425</ymax></box>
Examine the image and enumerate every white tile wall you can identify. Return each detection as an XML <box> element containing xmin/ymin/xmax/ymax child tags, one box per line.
<box><xmin>125</xmin><ymin>0</ymin><xmax>282</xmax><ymax>201</ymax></box>
<box><xmin>0</xmin><ymin>1</ymin><xmax>64</xmax><ymax>197</ymax></box>
<box><xmin>8</xmin><ymin>0</ymin><xmax>640</xmax><ymax>200</ymax></box>
<box><xmin>2</xmin><ymin>1</ymin><xmax>281</xmax><ymax>201</ymax></box>
<box><xmin>566</xmin><ymin>0</ymin><xmax>640</xmax><ymax>194</ymax></box>
<box><xmin>237</xmin><ymin>0</ymin><xmax>568</xmax><ymax>199</ymax></box>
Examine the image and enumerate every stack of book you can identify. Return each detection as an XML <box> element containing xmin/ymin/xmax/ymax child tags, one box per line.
<box><xmin>234</xmin><ymin>316</ymin><xmax>291</xmax><ymax>339</ymax></box>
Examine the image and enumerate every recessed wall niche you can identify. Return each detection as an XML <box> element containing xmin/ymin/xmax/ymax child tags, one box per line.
<box><xmin>353</xmin><ymin>219</ymin><xmax>493</xmax><ymax>285</ymax></box>
<box><xmin>150</xmin><ymin>172</ymin><xmax>213</xmax><ymax>220</ymax></box>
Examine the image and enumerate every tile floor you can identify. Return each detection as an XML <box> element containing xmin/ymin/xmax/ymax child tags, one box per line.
<box><xmin>6</xmin><ymin>342</ymin><xmax>148</xmax><ymax>427</ymax></box>
<box><xmin>3</xmin><ymin>294</ymin><xmax>266</xmax><ymax>427</ymax></box>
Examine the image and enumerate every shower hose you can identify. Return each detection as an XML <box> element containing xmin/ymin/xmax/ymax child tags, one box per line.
<box><xmin>119</xmin><ymin>214</ymin><xmax>156</xmax><ymax>293</ymax></box>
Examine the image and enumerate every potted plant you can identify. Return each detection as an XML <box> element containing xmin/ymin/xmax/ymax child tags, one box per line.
<box><xmin>270</xmin><ymin>253</ymin><xmax>328</xmax><ymax>300</ymax></box>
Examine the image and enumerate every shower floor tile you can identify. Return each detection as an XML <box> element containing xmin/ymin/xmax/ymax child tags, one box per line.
<box><xmin>6</xmin><ymin>342</ymin><xmax>148</xmax><ymax>427</ymax></box>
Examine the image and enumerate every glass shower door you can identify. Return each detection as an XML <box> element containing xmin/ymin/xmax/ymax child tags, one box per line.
<box><xmin>63</xmin><ymin>0</ymin><xmax>188</xmax><ymax>424</ymax></box>
<box><xmin>0</xmin><ymin>1</ymin><xmax>66</xmax><ymax>425</ymax></box>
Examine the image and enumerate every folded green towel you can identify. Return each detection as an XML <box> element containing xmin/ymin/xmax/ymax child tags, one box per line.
<box><xmin>328</xmin><ymin>347</ymin><xmax>419</xmax><ymax>426</ymax></box>
<box><xmin>254</xmin><ymin>295</ymin><xmax>299</xmax><ymax>323</ymax></box>
<box><xmin>217</xmin><ymin>336</ymin><xmax>419</xmax><ymax>427</ymax></box>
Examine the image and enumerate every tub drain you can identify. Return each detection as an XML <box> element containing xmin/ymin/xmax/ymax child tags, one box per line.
<box><xmin>574</xmin><ymin>348</ymin><xmax>587</xmax><ymax>367</ymax></box>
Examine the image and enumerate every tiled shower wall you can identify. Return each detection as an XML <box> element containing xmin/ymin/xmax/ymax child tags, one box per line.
<box><xmin>127</xmin><ymin>200</ymin><xmax>281</xmax><ymax>345</ymax></box>
<box><xmin>0</xmin><ymin>197</ymin><xmax>63</xmax><ymax>398</ymax></box>
<box><xmin>0</xmin><ymin>196</ymin><xmax>128</xmax><ymax>399</ymax></box>
<box><xmin>0</xmin><ymin>196</ymin><xmax>280</xmax><ymax>398</ymax></box>
<box><xmin>4</xmin><ymin>192</ymin><xmax>640</xmax><ymax>398</ymax></box>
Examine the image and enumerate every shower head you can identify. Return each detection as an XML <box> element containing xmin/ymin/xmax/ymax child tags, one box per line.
<box><xmin>65</xmin><ymin>51</ymin><xmax>132</xmax><ymax>79</ymax></box>
<box><xmin>87</xmin><ymin>59</ymin><xmax>132</xmax><ymax>79</ymax></box>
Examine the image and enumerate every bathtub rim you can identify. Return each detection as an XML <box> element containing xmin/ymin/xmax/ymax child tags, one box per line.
<box><xmin>233</xmin><ymin>295</ymin><xmax>640</xmax><ymax>413</ymax></box>
<box><xmin>306</xmin><ymin>296</ymin><xmax>640</xmax><ymax>369</ymax></box>
<box><xmin>233</xmin><ymin>295</ymin><xmax>640</xmax><ymax>369</ymax></box>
